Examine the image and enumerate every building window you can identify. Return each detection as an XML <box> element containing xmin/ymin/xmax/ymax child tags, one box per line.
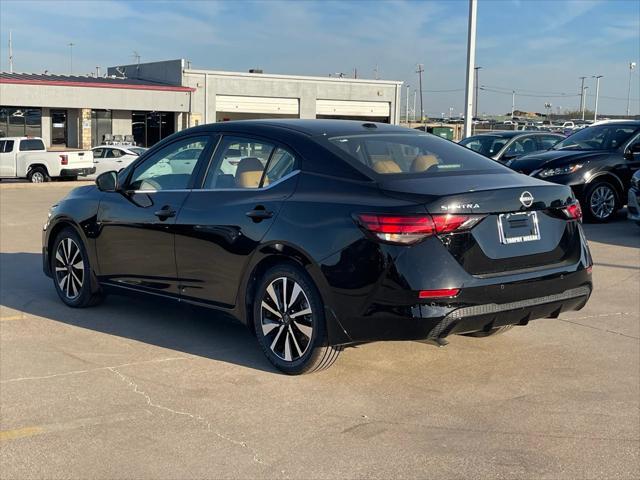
<box><xmin>91</xmin><ymin>110</ymin><xmax>113</xmax><ymax>147</ymax></box>
<box><xmin>132</xmin><ymin>111</ymin><xmax>175</xmax><ymax>147</ymax></box>
<box><xmin>0</xmin><ymin>107</ymin><xmax>42</xmax><ymax>138</ymax></box>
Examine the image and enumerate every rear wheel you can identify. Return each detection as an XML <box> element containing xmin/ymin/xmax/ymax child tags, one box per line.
<box><xmin>583</xmin><ymin>181</ymin><xmax>618</xmax><ymax>222</ymax></box>
<box><xmin>52</xmin><ymin>227</ymin><xmax>103</xmax><ymax>307</ymax></box>
<box><xmin>253</xmin><ymin>264</ymin><xmax>341</xmax><ymax>375</ymax></box>
<box><xmin>462</xmin><ymin>325</ymin><xmax>514</xmax><ymax>337</ymax></box>
<box><xmin>27</xmin><ymin>167</ymin><xmax>50</xmax><ymax>183</ymax></box>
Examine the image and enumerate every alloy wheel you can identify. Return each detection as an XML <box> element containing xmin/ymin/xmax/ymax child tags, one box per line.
<box><xmin>589</xmin><ymin>185</ymin><xmax>615</xmax><ymax>219</ymax></box>
<box><xmin>260</xmin><ymin>276</ymin><xmax>313</xmax><ymax>362</ymax></box>
<box><xmin>31</xmin><ymin>172</ymin><xmax>45</xmax><ymax>183</ymax></box>
<box><xmin>54</xmin><ymin>238</ymin><xmax>85</xmax><ymax>299</ymax></box>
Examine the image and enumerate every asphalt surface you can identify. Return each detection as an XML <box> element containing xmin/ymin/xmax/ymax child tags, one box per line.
<box><xmin>1</xmin><ymin>182</ymin><xmax>638</xmax><ymax>479</ymax></box>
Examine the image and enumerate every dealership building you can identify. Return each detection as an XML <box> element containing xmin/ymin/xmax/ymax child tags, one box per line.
<box><xmin>0</xmin><ymin>59</ymin><xmax>402</xmax><ymax>149</ymax></box>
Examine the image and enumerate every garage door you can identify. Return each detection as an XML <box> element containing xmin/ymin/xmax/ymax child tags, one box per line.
<box><xmin>316</xmin><ymin>100</ymin><xmax>390</xmax><ymax>117</ymax></box>
<box><xmin>216</xmin><ymin>95</ymin><xmax>299</xmax><ymax>115</ymax></box>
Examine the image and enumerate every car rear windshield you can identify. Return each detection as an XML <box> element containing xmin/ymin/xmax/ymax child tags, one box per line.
<box><xmin>19</xmin><ymin>139</ymin><xmax>45</xmax><ymax>151</ymax></box>
<box><xmin>459</xmin><ymin>135</ymin><xmax>509</xmax><ymax>156</ymax></box>
<box><xmin>552</xmin><ymin>124</ymin><xmax>639</xmax><ymax>151</ymax></box>
<box><xmin>327</xmin><ymin>133</ymin><xmax>508</xmax><ymax>177</ymax></box>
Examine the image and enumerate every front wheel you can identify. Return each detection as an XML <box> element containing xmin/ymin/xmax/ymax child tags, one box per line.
<box><xmin>583</xmin><ymin>181</ymin><xmax>618</xmax><ymax>222</ymax></box>
<box><xmin>253</xmin><ymin>264</ymin><xmax>341</xmax><ymax>375</ymax></box>
<box><xmin>52</xmin><ymin>227</ymin><xmax>103</xmax><ymax>307</ymax></box>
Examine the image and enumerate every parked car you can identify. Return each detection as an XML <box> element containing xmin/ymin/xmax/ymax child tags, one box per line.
<box><xmin>507</xmin><ymin>120</ymin><xmax>640</xmax><ymax>222</ymax></box>
<box><xmin>91</xmin><ymin>146</ymin><xmax>147</xmax><ymax>177</ymax></box>
<box><xmin>43</xmin><ymin>120</ymin><xmax>593</xmax><ymax>374</ymax></box>
<box><xmin>0</xmin><ymin>137</ymin><xmax>95</xmax><ymax>182</ymax></box>
<box><xmin>459</xmin><ymin>131</ymin><xmax>564</xmax><ymax>162</ymax></box>
<box><xmin>627</xmin><ymin>170</ymin><xmax>640</xmax><ymax>226</ymax></box>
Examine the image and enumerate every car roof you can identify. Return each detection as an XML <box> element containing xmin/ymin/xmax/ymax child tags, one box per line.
<box><xmin>199</xmin><ymin>119</ymin><xmax>413</xmax><ymax>137</ymax></box>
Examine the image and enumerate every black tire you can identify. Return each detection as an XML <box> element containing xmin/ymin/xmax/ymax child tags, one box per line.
<box><xmin>462</xmin><ymin>325</ymin><xmax>514</xmax><ymax>338</ymax></box>
<box><xmin>51</xmin><ymin>227</ymin><xmax>103</xmax><ymax>307</ymax></box>
<box><xmin>253</xmin><ymin>264</ymin><xmax>341</xmax><ymax>375</ymax></box>
<box><xmin>583</xmin><ymin>181</ymin><xmax>619</xmax><ymax>223</ymax></box>
<box><xmin>27</xmin><ymin>167</ymin><xmax>50</xmax><ymax>183</ymax></box>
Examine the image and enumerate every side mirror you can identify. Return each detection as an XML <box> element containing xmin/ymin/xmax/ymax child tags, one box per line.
<box><xmin>96</xmin><ymin>171</ymin><xmax>119</xmax><ymax>192</ymax></box>
<box><xmin>625</xmin><ymin>144</ymin><xmax>640</xmax><ymax>159</ymax></box>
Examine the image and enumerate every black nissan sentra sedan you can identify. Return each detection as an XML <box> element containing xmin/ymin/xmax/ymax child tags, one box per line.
<box><xmin>43</xmin><ymin>120</ymin><xmax>593</xmax><ymax>374</ymax></box>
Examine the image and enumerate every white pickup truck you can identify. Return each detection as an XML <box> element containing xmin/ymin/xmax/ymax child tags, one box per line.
<box><xmin>0</xmin><ymin>137</ymin><xmax>95</xmax><ymax>183</ymax></box>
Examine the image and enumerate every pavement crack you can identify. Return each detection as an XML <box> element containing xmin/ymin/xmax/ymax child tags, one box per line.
<box><xmin>107</xmin><ymin>366</ymin><xmax>268</xmax><ymax>467</ymax></box>
<box><xmin>558</xmin><ymin>313</ymin><xmax>639</xmax><ymax>340</ymax></box>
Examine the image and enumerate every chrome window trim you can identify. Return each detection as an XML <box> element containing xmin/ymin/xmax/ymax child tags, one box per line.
<box><xmin>130</xmin><ymin>169</ymin><xmax>301</xmax><ymax>194</ymax></box>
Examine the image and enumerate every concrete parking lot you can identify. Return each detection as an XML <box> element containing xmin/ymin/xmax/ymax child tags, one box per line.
<box><xmin>0</xmin><ymin>181</ymin><xmax>638</xmax><ymax>479</ymax></box>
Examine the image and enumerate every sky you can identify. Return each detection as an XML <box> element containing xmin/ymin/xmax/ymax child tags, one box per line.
<box><xmin>0</xmin><ymin>0</ymin><xmax>638</xmax><ymax>116</ymax></box>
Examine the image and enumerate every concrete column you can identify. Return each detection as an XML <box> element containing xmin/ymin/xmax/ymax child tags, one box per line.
<box><xmin>40</xmin><ymin>108</ymin><xmax>52</xmax><ymax>147</ymax></box>
<box><xmin>80</xmin><ymin>108</ymin><xmax>92</xmax><ymax>149</ymax></box>
<box><xmin>299</xmin><ymin>84</ymin><xmax>317</xmax><ymax>119</ymax></box>
<box><xmin>112</xmin><ymin>110</ymin><xmax>132</xmax><ymax>136</ymax></box>
<box><xmin>205</xmin><ymin>74</ymin><xmax>217</xmax><ymax>124</ymax></box>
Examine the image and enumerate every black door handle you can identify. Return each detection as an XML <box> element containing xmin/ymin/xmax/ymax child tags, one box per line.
<box><xmin>154</xmin><ymin>206</ymin><xmax>176</xmax><ymax>220</ymax></box>
<box><xmin>246</xmin><ymin>207</ymin><xmax>274</xmax><ymax>221</ymax></box>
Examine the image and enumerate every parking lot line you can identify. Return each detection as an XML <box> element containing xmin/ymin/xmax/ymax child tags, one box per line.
<box><xmin>0</xmin><ymin>426</ymin><xmax>44</xmax><ymax>442</ymax></box>
<box><xmin>0</xmin><ymin>314</ymin><xmax>27</xmax><ymax>321</ymax></box>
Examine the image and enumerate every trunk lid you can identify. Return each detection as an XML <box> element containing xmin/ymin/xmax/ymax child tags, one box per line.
<box><xmin>379</xmin><ymin>172</ymin><xmax>581</xmax><ymax>276</ymax></box>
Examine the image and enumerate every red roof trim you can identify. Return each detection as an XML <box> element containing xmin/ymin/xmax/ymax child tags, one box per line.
<box><xmin>0</xmin><ymin>77</ymin><xmax>195</xmax><ymax>92</ymax></box>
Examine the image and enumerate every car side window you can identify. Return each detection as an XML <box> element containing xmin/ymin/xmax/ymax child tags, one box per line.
<box><xmin>265</xmin><ymin>148</ymin><xmax>296</xmax><ymax>184</ymax></box>
<box><xmin>204</xmin><ymin>137</ymin><xmax>274</xmax><ymax>189</ymax></box>
<box><xmin>93</xmin><ymin>148</ymin><xmax>104</xmax><ymax>158</ymax></box>
<box><xmin>111</xmin><ymin>149</ymin><xmax>123</xmax><ymax>158</ymax></box>
<box><xmin>539</xmin><ymin>136</ymin><xmax>561</xmax><ymax>149</ymax></box>
<box><xmin>4</xmin><ymin>140</ymin><xmax>14</xmax><ymax>153</ymax></box>
<box><xmin>128</xmin><ymin>136</ymin><xmax>210</xmax><ymax>191</ymax></box>
<box><xmin>0</xmin><ymin>141</ymin><xmax>5</xmax><ymax>153</ymax></box>
<box><xmin>505</xmin><ymin>137</ymin><xmax>537</xmax><ymax>157</ymax></box>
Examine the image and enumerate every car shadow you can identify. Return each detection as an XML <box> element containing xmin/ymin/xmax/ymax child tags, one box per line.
<box><xmin>581</xmin><ymin>209</ymin><xmax>640</xmax><ymax>250</ymax></box>
<box><xmin>0</xmin><ymin>252</ymin><xmax>277</xmax><ymax>374</ymax></box>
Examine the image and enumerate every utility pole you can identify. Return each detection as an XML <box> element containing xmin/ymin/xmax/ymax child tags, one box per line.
<box><xmin>578</xmin><ymin>76</ymin><xmax>587</xmax><ymax>115</ymax></box>
<box><xmin>581</xmin><ymin>86</ymin><xmax>589</xmax><ymax>121</ymax></box>
<box><xmin>412</xmin><ymin>90</ymin><xmax>417</xmax><ymax>122</ymax></box>
<box><xmin>511</xmin><ymin>90</ymin><xmax>516</xmax><ymax>118</ymax></box>
<box><xmin>68</xmin><ymin>42</ymin><xmax>75</xmax><ymax>75</ymax></box>
<box><xmin>627</xmin><ymin>62</ymin><xmax>637</xmax><ymax>117</ymax></box>
<box><xmin>462</xmin><ymin>0</ymin><xmax>477</xmax><ymax>138</ymax></box>
<box><xmin>592</xmin><ymin>75</ymin><xmax>603</xmax><ymax>121</ymax></box>
<box><xmin>8</xmin><ymin>30</ymin><xmax>13</xmax><ymax>73</ymax></box>
<box><xmin>405</xmin><ymin>84</ymin><xmax>410</xmax><ymax>124</ymax></box>
<box><xmin>474</xmin><ymin>66</ymin><xmax>482</xmax><ymax>120</ymax></box>
<box><xmin>416</xmin><ymin>64</ymin><xmax>424</xmax><ymax>122</ymax></box>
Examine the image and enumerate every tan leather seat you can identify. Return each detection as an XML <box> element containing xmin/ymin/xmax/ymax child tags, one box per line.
<box><xmin>372</xmin><ymin>158</ymin><xmax>402</xmax><ymax>174</ymax></box>
<box><xmin>235</xmin><ymin>157</ymin><xmax>265</xmax><ymax>188</ymax></box>
<box><xmin>411</xmin><ymin>154</ymin><xmax>439</xmax><ymax>172</ymax></box>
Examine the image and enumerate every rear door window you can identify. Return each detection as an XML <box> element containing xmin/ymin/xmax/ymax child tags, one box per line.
<box><xmin>204</xmin><ymin>137</ymin><xmax>274</xmax><ymax>189</ymax></box>
<box><xmin>538</xmin><ymin>135</ymin><xmax>562</xmax><ymax>149</ymax></box>
<box><xmin>327</xmin><ymin>133</ymin><xmax>508</xmax><ymax>177</ymax></box>
<box><xmin>4</xmin><ymin>140</ymin><xmax>14</xmax><ymax>153</ymax></box>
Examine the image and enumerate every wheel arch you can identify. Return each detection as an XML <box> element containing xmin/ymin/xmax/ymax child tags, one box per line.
<box><xmin>27</xmin><ymin>163</ymin><xmax>50</xmax><ymax>175</ymax></box>
<box><xmin>585</xmin><ymin>171</ymin><xmax>625</xmax><ymax>199</ymax></box>
<box><xmin>239</xmin><ymin>242</ymin><xmax>342</xmax><ymax>341</ymax></box>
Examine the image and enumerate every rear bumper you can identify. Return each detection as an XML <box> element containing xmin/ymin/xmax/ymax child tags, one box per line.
<box><xmin>332</xmin><ymin>267</ymin><xmax>592</xmax><ymax>344</ymax></box>
<box><xmin>59</xmin><ymin>167</ymin><xmax>96</xmax><ymax>177</ymax></box>
<box><xmin>627</xmin><ymin>188</ymin><xmax>640</xmax><ymax>222</ymax></box>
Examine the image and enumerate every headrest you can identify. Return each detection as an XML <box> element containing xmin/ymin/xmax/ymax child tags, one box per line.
<box><xmin>235</xmin><ymin>157</ymin><xmax>264</xmax><ymax>188</ymax></box>
<box><xmin>372</xmin><ymin>158</ymin><xmax>402</xmax><ymax>174</ymax></box>
<box><xmin>411</xmin><ymin>154</ymin><xmax>439</xmax><ymax>172</ymax></box>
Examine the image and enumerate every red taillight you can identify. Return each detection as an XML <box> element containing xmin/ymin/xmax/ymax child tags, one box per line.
<box><xmin>59</xmin><ymin>154</ymin><xmax>68</xmax><ymax>165</ymax></box>
<box><xmin>355</xmin><ymin>213</ymin><xmax>484</xmax><ymax>244</ymax></box>
<box><xmin>563</xmin><ymin>202</ymin><xmax>582</xmax><ymax>222</ymax></box>
<box><xmin>419</xmin><ymin>288</ymin><xmax>460</xmax><ymax>299</ymax></box>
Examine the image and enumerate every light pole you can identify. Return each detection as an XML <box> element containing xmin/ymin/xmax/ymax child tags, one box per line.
<box><xmin>474</xmin><ymin>66</ymin><xmax>482</xmax><ymax>121</ymax></box>
<box><xmin>463</xmin><ymin>0</ymin><xmax>478</xmax><ymax>138</ymax></box>
<box><xmin>627</xmin><ymin>62</ymin><xmax>637</xmax><ymax>117</ymax></box>
<box><xmin>511</xmin><ymin>90</ymin><xmax>516</xmax><ymax>118</ymax></box>
<box><xmin>405</xmin><ymin>84</ymin><xmax>410</xmax><ymax>124</ymax></box>
<box><xmin>412</xmin><ymin>90</ymin><xmax>417</xmax><ymax>122</ymax></box>
<box><xmin>581</xmin><ymin>86</ymin><xmax>589</xmax><ymax>121</ymax></box>
<box><xmin>592</xmin><ymin>75</ymin><xmax>603</xmax><ymax>121</ymax></box>
<box><xmin>68</xmin><ymin>42</ymin><xmax>75</xmax><ymax>75</ymax></box>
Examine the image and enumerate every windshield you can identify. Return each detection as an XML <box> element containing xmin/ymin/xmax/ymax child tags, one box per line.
<box><xmin>327</xmin><ymin>133</ymin><xmax>509</xmax><ymax>177</ymax></box>
<box><xmin>129</xmin><ymin>147</ymin><xmax>147</xmax><ymax>155</ymax></box>
<box><xmin>459</xmin><ymin>135</ymin><xmax>508</xmax><ymax>156</ymax></box>
<box><xmin>552</xmin><ymin>124</ymin><xmax>638</xmax><ymax>151</ymax></box>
